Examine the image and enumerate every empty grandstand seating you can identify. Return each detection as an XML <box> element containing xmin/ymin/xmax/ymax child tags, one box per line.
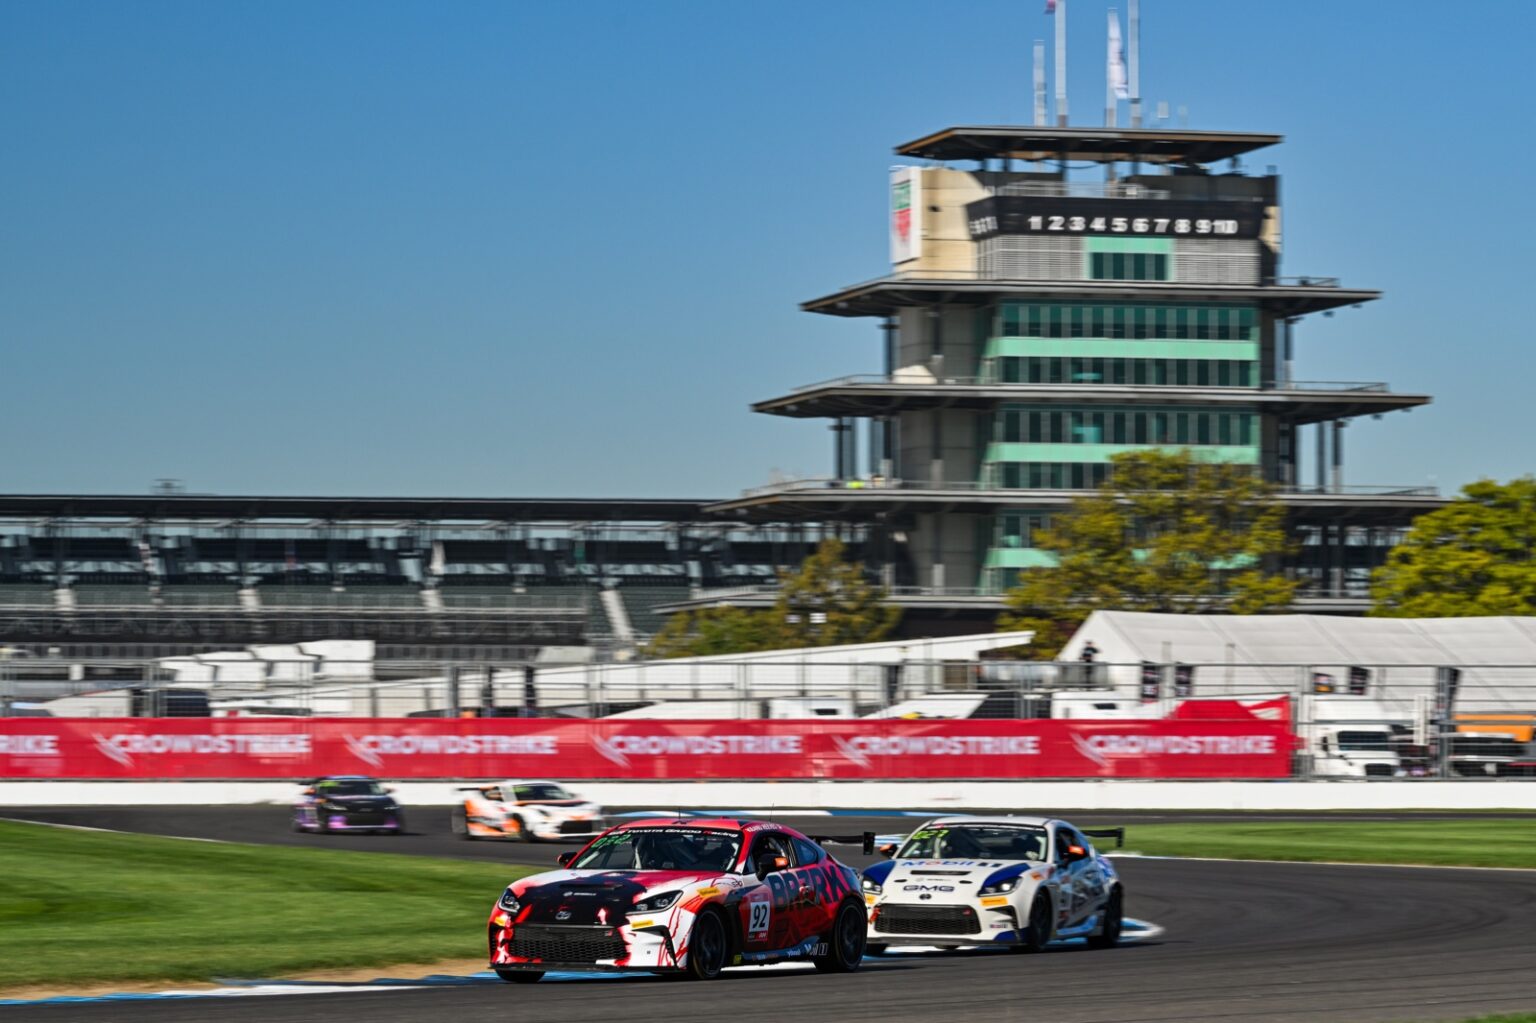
<box><xmin>617</xmin><ymin>582</ymin><xmax>692</xmax><ymax>636</ymax></box>
<box><xmin>72</xmin><ymin>583</ymin><xmax>156</xmax><ymax>606</ymax></box>
<box><xmin>159</xmin><ymin>584</ymin><xmax>242</xmax><ymax>608</ymax></box>
<box><xmin>0</xmin><ymin>583</ymin><xmax>53</xmax><ymax>607</ymax></box>
<box><xmin>257</xmin><ymin>585</ymin><xmax>422</xmax><ymax>609</ymax></box>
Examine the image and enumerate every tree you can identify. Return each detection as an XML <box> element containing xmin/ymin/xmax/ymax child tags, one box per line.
<box><xmin>1371</xmin><ymin>476</ymin><xmax>1536</xmax><ymax>617</ymax></box>
<box><xmin>999</xmin><ymin>449</ymin><xmax>1296</xmax><ymax>656</ymax></box>
<box><xmin>645</xmin><ymin>538</ymin><xmax>901</xmax><ymax>658</ymax></box>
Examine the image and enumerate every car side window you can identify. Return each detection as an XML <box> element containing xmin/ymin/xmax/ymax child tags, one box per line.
<box><xmin>1053</xmin><ymin>827</ymin><xmax>1076</xmax><ymax>863</ymax></box>
<box><xmin>791</xmin><ymin>837</ymin><xmax>823</xmax><ymax>866</ymax></box>
<box><xmin>513</xmin><ymin>786</ymin><xmax>532</xmax><ymax>801</ymax></box>
<box><xmin>745</xmin><ymin>833</ymin><xmax>794</xmax><ymax>872</ymax></box>
<box><xmin>484</xmin><ymin>786</ymin><xmax>503</xmax><ymax>802</ymax></box>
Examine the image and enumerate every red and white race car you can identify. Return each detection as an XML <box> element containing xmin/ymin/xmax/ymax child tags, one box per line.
<box><xmin>452</xmin><ymin>780</ymin><xmax>605</xmax><ymax>842</ymax></box>
<box><xmin>487</xmin><ymin>818</ymin><xmax>872</xmax><ymax>982</ymax></box>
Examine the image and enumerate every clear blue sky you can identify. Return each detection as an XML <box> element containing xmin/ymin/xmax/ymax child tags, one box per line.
<box><xmin>3</xmin><ymin>0</ymin><xmax>1532</xmax><ymax>499</ymax></box>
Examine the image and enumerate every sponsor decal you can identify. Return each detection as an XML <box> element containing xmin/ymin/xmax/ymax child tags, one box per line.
<box><xmin>92</xmin><ymin>732</ymin><xmax>309</xmax><ymax>768</ymax></box>
<box><xmin>1071</xmin><ymin>732</ymin><xmax>1277</xmax><ymax>769</ymax></box>
<box><xmin>833</xmin><ymin>735</ymin><xmax>1041</xmax><ymax>768</ymax></box>
<box><xmin>344</xmin><ymin>733</ymin><xmax>557</xmax><ymax>769</ymax></box>
<box><xmin>980</xmin><ymin>896</ymin><xmax>1009</xmax><ymax>908</ymax></box>
<box><xmin>0</xmin><ymin>734</ymin><xmax>58</xmax><ymax>756</ymax></box>
<box><xmin>591</xmin><ymin>734</ymin><xmax>802</xmax><ymax>770</ymax></box>
<box><xmin>903</xmin><ymin>884</ymin><xmax>956</xmax><ymax>893</ymax></box>
<box><xmin>695</xmin><ymin>886</ymin><xmax>720</xmax><ymax>898</ymax></box>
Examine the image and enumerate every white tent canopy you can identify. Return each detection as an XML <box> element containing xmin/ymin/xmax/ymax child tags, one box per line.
<box><xmin>1062</xmin><ymin>612</ymin><xmax>1536</xmax><ymax>714</ymax></box>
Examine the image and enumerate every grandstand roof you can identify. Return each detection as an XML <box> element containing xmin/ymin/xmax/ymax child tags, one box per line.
<box><xmin>0</xmin><ymin>494</ymin><xmax>718</xmax><ymax>524</ymax></box>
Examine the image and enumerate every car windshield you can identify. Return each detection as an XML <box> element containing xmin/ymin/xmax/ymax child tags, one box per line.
<box><xmin>514</xmin><ymin>783</ymin><xmax>572</xmax><ymax>801</ymax></box>
<box><xmin>316</xmin><ymin>779</ymin><xmax>384</xmax><ymax>797</ymax></box>
<box><xmin>571</xmin><ymin>827</ymin><xmax>741</xmax><ymax>872</ymax></box>
<box><xmin>896</xmin><ymin>823</ymin><xmax>1050</xmax><ymax>861</ymax></box>
<box><xmin>1336</xmin><ymin>731</ymin><xmax>1392</xmax><ymax>752</ymax></box>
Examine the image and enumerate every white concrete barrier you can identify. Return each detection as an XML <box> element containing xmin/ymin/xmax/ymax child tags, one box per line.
<box><xmin>1</xmin><ymin>779</ymin><xmax>1535</xmax><ymax>810</ymax></box>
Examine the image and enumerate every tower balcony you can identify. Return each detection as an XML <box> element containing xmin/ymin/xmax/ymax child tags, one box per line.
<box><xmin>754</xmin><ymin>374</ymin><xmax>1430</xmax><ymax>424</ymax></box>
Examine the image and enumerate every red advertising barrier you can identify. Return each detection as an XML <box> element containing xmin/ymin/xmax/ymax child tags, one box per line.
<box><xmin>0</xmin><ymin>717</ymin><xmax>1295</xmax><ymax>780</ymax></box>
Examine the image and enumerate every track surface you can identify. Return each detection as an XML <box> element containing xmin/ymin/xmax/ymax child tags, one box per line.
<box><xmin>5</xmin><ymin>807</ymin><xmax>1536</xmax><ymax>1022</ymax></box>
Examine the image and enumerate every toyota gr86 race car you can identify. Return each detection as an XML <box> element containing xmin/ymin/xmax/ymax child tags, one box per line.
<box><xmin>453</xmin><ymin>780</ymin><xmax>604</xmax><ymax>842</ymax></box>
<box><xmin>487</xmin><ymin>819</ymin><xmax>873</xmax><ymax>982</ymax></box>
<box><xmin>292</xmin><ymin>776</ymin><xmax>404</xmax><ymax>834</ymax></box>
<box><xmin>861</xmin><ymin>816</ymin><xmax>1125</xmax><ymax>954</ymax></box>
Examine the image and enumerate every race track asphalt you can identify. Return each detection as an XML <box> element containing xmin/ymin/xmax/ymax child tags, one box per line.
<box><xmin>4</xmin><ymin>806</ymin><xmax>1536</xmax><ymax>1022</ymax></box>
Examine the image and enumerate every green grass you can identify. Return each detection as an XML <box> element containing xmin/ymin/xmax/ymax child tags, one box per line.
<box><xmin>0</xmin><ymin>821</ymin><xmax>536</xmax><ymax>988</ymax></box>
<box><xmin>1124</xmin><ymin>819</ymin><xmax>1536</xmax><ymax>870</ymax></box>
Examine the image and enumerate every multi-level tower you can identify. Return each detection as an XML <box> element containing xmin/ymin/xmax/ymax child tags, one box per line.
<box><xmin>708</xmin><ymin>126</ymin><xmax>1439</xmax><ymax>621</ymax></box>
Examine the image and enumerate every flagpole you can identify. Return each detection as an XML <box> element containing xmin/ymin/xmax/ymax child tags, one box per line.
<box><xmin>1054</xmin><ymin>0</ymin><xmax>1067</xmax><ymax>127</ymax></box>
<box><xmin>1129</xmin><ymin>0</ymin><xmax>1141</xmax><ymax>128</ymax></box>
<box><xmin>1033</xmin><ymin>40</ymin><xmax>1047</xmax><ymax>127</ymax></box>
<box><xmin>1106</xmin><ymin>8</ymin><xmax>1117</xmax><ymax>128</ymax></box>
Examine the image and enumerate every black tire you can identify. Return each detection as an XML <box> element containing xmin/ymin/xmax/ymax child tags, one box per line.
<box><xmin>1020</xmin><ymin>894</ymin><xmax>1053</xmax><ymax>953</ymax></box>
<box><xmin>494</xmin><ymin>968</ymin><xmax>543</xmax><ymax>984</ymax></box>
<box><xmin>391</xmin><ymin>813</ymin><xmax>406</xmax><ymax>835</ymax></box>
<box><xmin>813</xmin><ymin>900</ymin><xmax>867</xmax><ymax>973</ymax></box>
<box><xmin>865</xmin><ymin>943</ymin><xmax>889</xmax><ymax>956</ymax></box>
<box><xmin>452</xmin><ymin>806</ymin><xmax>471</xmax><ymax>840</ymax></box>
<box><xmin>683</xmin><ymin>909</ymin><xmax>729</xmax><ymax>981</ymax></box>
<box><xmin>1087</xmin><ymin>888</ymin><xmax>1123</xmax><ymax>950</ymax></box>
<box><xmin>509</xmin><ymin>815</ymin><xmax>536</xmax><ymax>843</ymax></box>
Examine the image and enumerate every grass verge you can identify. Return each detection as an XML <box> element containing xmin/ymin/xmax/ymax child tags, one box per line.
<box><xmin>1124</xmin><ymin>819</ymin><xmax>1536</xmax><ymax>870</ymax></box>
<box><xmin>0</xmin><ymin>820</ymin><xmax>535</xmax><ymax>988</ymax></box>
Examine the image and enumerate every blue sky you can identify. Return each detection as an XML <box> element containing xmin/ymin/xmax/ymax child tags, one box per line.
<box><xmin>2</xmin><ymin>0</ymin><xmax>1532</xmax><ymax>499</ymax></box>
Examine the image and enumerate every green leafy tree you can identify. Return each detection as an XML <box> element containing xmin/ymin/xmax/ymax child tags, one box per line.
<box><xmin>1371</xmin><ymin>476</ymin><xmax>1536</xmax><ymax>617</ymax></box>
<box><xmin>645</xmin><ymin>538</ymin><xmax>900</xmax><ymax>658</ymax></box>
<box><xmin>999</xmin><ymin>449</ymin><xmax>1296</xmax><ymax>656</ymax></box>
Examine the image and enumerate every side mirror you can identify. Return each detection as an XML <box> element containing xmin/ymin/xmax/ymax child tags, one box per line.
<box><xmin>878</xmin><ymin>843</ymin><xmax>897</xmax><ymax>859</ymax></box>
<box><xmin>1067</xmin><ymin>844</ymin><xmax>1088</xmax><ymax>862</ymax></box>
<box><xmin>557</xmin><ymin>851</ymin><xmax>577</xmax><ymax>867</ymax></box>
<box><xmin>303</xmin><ymin>788</ymin><xmax>316</xmax><ymax>796</ymax></box>
<box><xmin>384</xmin><ymin>786</ymin><xmax>395</xmax><ymax>794</ymax></box>
<box><xmin>756</xmin><ymin>854</ymin><xmax>790</xmax><ymax>880</ymax></box>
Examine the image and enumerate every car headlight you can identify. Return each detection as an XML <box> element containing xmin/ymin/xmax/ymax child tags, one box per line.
<box><xmin>633</xmin><ymin>890</ymin><xmax>681</xmax><ymax>913</ymax></box>
<box><xmin>861</xmin><ymin>878</ymin><xmax>883</xmax><ymax>895</ymax></box>
<box><xmin>497</xmin><ymin>889</ymin><xmax>521</xmax><ymax>913</ymax></box>
<box><xmin>979</xmin><ymin>878</ymin><xmax>1020</xmax><ymax>896</ymax></box>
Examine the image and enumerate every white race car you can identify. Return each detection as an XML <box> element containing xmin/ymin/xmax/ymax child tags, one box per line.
<box><xmin>860</xmin><ymin>816</ymin><xmax>1125</xmax><ymax>953</ymax></box>
<box><xmin>452</xmin><ymin>780</ymin><xmax>606</xmax><ymax>842</ymax></box>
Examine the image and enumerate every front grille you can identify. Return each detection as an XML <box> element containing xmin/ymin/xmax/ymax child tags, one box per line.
<box><xmin>559</xmin><ymin>819</ymin><xmax>598</xmax><ymax>834</ymax></box>
<box><xmin>874</xmin><ymin>905</ymin><xmax>981</xmax><ymax>936</ymax></box>
<box><xmin>1364</xmin><ymin>763</ymin><xmax>1393</xmax><ymax>778</ymax></box>
<box><xmin>328</xmin><ymin>809</ymin><xmax>389</xmax><ymax>825</ymax></box>
<box><xmin>510</xmin><ymin>925</ymin><xmax>626</xmax><ymax>963</ymax></box>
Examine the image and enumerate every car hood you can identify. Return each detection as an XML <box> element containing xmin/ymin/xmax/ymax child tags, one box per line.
<box><xmin>864</xmin><ymin>858</ymin><xmax>1049</xmax><ymax>888</ymax></box>
<box><xmin>509</xmin><ymin>869</ymin><xmax>727</xmax><ymax>925</ymax></box>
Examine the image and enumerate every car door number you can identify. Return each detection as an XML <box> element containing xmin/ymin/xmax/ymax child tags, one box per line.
<box><xmin>748</xmin><ymin>900</ymin><xmax>771</xmax><ymax>936</ymax></box>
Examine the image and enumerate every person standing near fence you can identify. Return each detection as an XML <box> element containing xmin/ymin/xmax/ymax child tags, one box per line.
<box><xmin>1079</xmin><ymin>640</ymin><xmax>1100</xmax><ymax>664</ymax></box>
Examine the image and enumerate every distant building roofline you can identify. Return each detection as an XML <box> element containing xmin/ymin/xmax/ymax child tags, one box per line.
<box><xmin>0</xmin><ymin>494</ymin><xmax>720</xmax><ymax>524</ymax></box>
<box><xmin>896</xmin><ymin>126</ymin><xmax>1283</xmax><ymax>164</ymax></box>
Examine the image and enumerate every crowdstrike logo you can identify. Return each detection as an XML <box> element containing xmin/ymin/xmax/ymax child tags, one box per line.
<box><xmin>834</xmin><ymin>735</ymin><xmax>1041</xmax><ymax>768</ymax></box>
<box><xmin>343</xmin><ymin>734</ymin><xmax>559</xmax><ymax>768</ymax></box>
<box><xmin>0</xmin><ymin>734</ymin><xmax>59</xmax><ymax>757</ymax></box>
<box><xmin>345</xmin><ymin>735</ymin><xmax>383</xmax><ymax>769</ymax></box>
<box><xmin>1071</xmin><ymin>732</ymin><xmax>1108</xmax><ymax>769</ymax></box>
<box><xmin>1072</xmin><ymin>732</ymin><xmax>1278</xmax><ymax>767</ymax></box>
<box><xmin>590</xmin><ymin>734</ymin><xmax>803</xmax><ymax>770</ymax></box>
<box><xmin>91</xmin><ymin>732</ymin><xmax>312</xmax><ymax>768</ymax></box>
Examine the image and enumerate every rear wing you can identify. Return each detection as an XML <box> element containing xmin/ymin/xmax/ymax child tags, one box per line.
<box><xmin>1081</xmin><ymin>827</ymin><xmax>1125</xmax><ymax>849</ymax></box>
<box><xmin>810</xmin><ymin>831</ymin><xmax>877</xmax><ymax>856</ymax></box>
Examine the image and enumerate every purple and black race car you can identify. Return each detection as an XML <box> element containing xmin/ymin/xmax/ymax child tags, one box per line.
<box><xmin>292</xmin><ymin>775</ymin><xmax>405</xmax><ymax>834</ymax></box>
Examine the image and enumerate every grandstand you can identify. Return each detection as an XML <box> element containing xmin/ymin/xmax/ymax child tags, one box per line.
<box><xmin>0</xmin><ymin>494</ymin><xmax>858</xmax><ymax>660</ymax></box>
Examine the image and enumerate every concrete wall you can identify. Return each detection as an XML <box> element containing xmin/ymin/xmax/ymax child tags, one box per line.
<box><xmin>4</xmin><ymin>779</ymin><xmax>1533</xmax><ymax>811</ymax></box>
<box><xmin>894</xmin><ymin>166</ymin><xmax>987</xmax><ymax>280</ymax></box>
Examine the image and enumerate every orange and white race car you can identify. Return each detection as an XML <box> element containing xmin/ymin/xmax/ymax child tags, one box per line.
<box><xmin>452</xmin><ymin>779</ymin><xmax>606</xmax><ymax>842</ymax></box>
